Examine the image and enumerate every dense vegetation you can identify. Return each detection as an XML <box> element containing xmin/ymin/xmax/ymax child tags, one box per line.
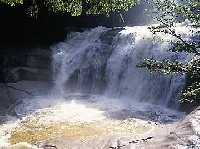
<box><xmin>0</xmin><ymin>0</ymin><xmax>141</xmax><ymax>48</ymax></box>
<box><xmin>139</xmin><ymin>0</ymin><xmax>200</xmax><ymax>110</ymax></box>
<box><xmin>1</xmin><ymin>0</ymin><xmax>199</xmax><ymax>110</ymax></box>
<box><xmin>0</xmin><ymin>0</ymin><xmax>138</xmax><ymax>17</ymax></box>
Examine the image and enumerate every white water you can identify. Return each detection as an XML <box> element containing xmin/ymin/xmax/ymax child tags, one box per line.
<box><xmin>0</xmin><ymin>24</ymin><xmax>196</xmax><ymax>148</ymax></box>
<box><xmin>52</xmin><ymin>25</ymin><xmax>191</xmax><ymax>106</ymax></box>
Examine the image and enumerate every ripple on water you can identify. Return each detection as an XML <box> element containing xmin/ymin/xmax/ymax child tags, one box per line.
<box><xmin>0</xmin><ymin>100</ymin><xmax>153</xmax><ymax>148</ymax></box>
<box><xmin>0</xmin><ymin>96</ymin><xmax>183</xmax><ymax>148</ymax></box>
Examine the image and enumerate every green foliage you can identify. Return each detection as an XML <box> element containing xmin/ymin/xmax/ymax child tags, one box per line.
<box><xmin>181</xmin><ymin>56</ymin><xmax>200</xmax><ymax>104</ymax></box>
<box><xmin>139</xmin><ymin>0</ymin><xmax>200</xmax><ymax>106</ymax></box>
<box><xmin>44</xmin><ymin>0</ymin><xmax>82</xmax><ymax>16</ymax></box>
<box><xmin>0</xmin><ymin>0</ymin><xmax>22</xmax><ymax>6</ymax></box>
<box><xmin>0</xmin><ymin>0</ymin><xmax>139</xmax><ymax>16</ymax></box>
<box><xmin>137</xmin><ymin>59</ymin><xmax>188</xmax><ymax>74</ymax></box>
<box><xmin>151</xmin><ymin>0</ymin><xmax>200</xmax><ymax>26</ymax></box>
<box><xmin>86</xmin><ymin>0</ymin><xmax>138</xmax><ymax>15</ymax></box>
<box><xmin>45</xmin><ymin>0</ymin><xmax>138</xmax><ymax>16</ymax></box>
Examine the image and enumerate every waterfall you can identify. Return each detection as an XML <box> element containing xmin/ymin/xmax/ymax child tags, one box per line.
<box><xmin>0</xmin><ymin>25</ymin><xmax>195</xmax><ymax>149</ymax></box>
<box><xmin>52</xmin><ymin>27</ymin><xmax>110</xmax><ymax>95</ymax></box>
<box><xmin>52</xmin><ymin>25</ymin><xmax>192</xmax><ymax>107</ymax></box>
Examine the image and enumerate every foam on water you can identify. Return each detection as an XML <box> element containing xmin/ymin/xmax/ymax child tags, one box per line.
<box><xmin>51</xmin><ymin>24</ymin><xmax>194</xmax><ymax>106</ymax></box>
<box><xmin>0</xmin><ymin>95</ymin><xmax>184</xmax><ymax>148</ymax></box>
<box><xmin>0</xmin><ymin>24</ymin><xmax>197</xmax><ymax>148</ymax></box>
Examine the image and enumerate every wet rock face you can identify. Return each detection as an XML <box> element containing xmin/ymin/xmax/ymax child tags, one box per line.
<box><xmin>65</xmin><ymin>42</ymin><xmax>114</xmax><ymax>94</ymax></box>
<box><xmin>62</xmin><ymin>28</ymin><xmax>123</xmax><ymax>94</ymax></box>
<box><xmin>0</xmin><ymin>48</ymin><xmax>53</xmax><ymax>113</ymax></box>
<box><xmin>52</xmin><ymin>26</ymin><xmax>188</xmax><ymax>106</ymax></box>
<box><xmin>0</xmin><ymin>48</ymin><xmax>52</xmax><ymax>82</ymax></box>
<box><xmin>66</xmin><ymin>63</ymin><xmax>108</xmax><ymax>94</ymax></box>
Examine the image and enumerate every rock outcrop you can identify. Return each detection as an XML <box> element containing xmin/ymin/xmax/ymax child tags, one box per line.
<box><xmin>0</xmin><ymin>48</ymin><xmax>53</xmax><ymax>114</ymax></box>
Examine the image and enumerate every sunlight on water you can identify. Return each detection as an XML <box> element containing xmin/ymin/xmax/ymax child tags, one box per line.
<box><xmin>0</xmin><ymin>99</ymin><xmax>153</xmax><ymax>148</ymax></box>
<box><xmin>0</xmin><ymin>24</ymin><xmax>193</xmax><ymax>148</ymax></box>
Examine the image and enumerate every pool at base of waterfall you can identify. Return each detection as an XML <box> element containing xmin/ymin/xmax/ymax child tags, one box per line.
<box><xmin>1</xmin><ymin>24</ymin><xmax>197</xmax><ymax>148</ymax></box>
<box><xmin>0</xmin><ymin>94</ymin><xmax>184</xmax><ymax>149</ymax></box>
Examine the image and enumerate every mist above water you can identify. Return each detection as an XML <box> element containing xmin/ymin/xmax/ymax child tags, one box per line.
<box><xmin>0</xmin><ymin>24</ymin><xmax>196</xmax><ymax>148</ymax></box>
<box><xmin>52</xmin><ymin>25</ymin><xmax>192</xmax><ymax>107</ymax></box>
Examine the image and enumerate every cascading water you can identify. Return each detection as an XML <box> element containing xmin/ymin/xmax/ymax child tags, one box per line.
<box><xmin>52</xmin><ymin>27</ymin><xmax>110</xmax><ymax>95</ymax></box>
<box><xmin>0</xmin><ymin>24</ymin><xmax>195</xmax><ymax>148</ymax></box>
<box><xmin>52</xmin><ymin>25</ymin><xmax>189</xmax><ymax>107</ymax></box>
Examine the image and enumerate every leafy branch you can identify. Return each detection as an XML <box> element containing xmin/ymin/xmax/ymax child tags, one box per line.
<box><xmin>138</xmin><ymin>0</ymin><xmax>200</xmax><ymax>106</ymax></box>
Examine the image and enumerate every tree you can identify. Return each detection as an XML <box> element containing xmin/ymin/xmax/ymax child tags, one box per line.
<box><xmin>0</xmin><ymin>0</ymin><xmax>139</xmax><ymax>17</ymax></box>
<box><xmin>138</xmin><ymin>0</ymin><xmax>200</xmax><ymax>108</ymax></box>
<box><xmin>0</xmin><ymin>0</ymin><xmax>23</xmax><ymax>6</ymax></box>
